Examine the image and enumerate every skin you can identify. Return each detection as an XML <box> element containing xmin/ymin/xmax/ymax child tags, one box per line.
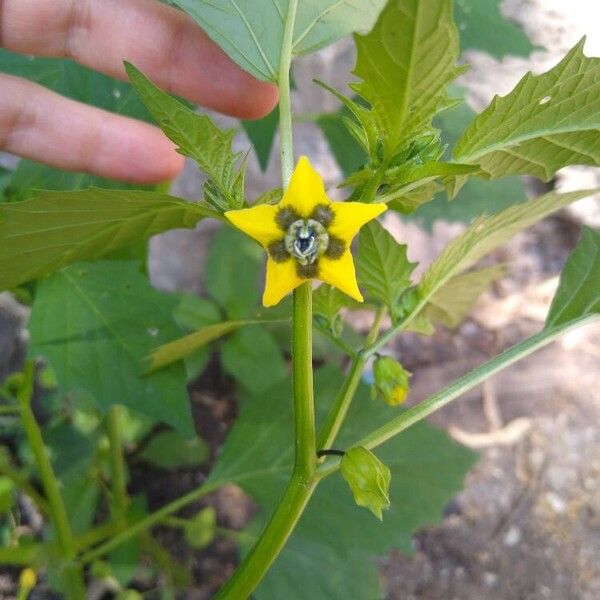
<box><xmin>0</xmin><ymin>0</ymin><xmax>278</xmax><ymax>183</ymax></box>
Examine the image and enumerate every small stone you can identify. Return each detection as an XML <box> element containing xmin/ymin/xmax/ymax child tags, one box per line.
<box><xmin>503</xmin><ymin>525</ymin><xmax>522</xmax><ymax>547</ymax></box>
<box><xmin>483</xmin><ymin>572</ymin><xmax>498</xmax><ymax>587</ymax></box>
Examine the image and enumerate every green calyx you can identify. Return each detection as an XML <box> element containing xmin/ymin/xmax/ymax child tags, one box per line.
<box><xmin>340</xmin><ymin>447</ymin><xmax>391</xmax><ymax>520</ymax></box>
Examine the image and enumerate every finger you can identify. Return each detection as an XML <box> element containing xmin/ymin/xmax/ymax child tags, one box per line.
<box><xmin>0</xmin><ymin>74</ymin><xmax>185</xmax><ymax>184</ymax></box>
<box><xmin>0</xmin><ymin>0</ymin><xmax>278</xmax><ymax>120</ymax></box>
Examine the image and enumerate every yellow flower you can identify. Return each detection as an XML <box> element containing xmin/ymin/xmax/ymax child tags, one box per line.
<box><xmin>225</xmin><ymin>156</ymin><xmax>387</xmax><ymax>307</ymax></box>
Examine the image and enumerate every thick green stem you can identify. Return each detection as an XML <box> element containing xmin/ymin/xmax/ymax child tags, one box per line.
<box><xmin>317</xmin><ymin>315</ymin><xmax>599</xmax><ymax>479</ymax></box>
<box><xmin>292</xmin><ymin>283</ymin><xmax>316</xmax><ymax>476</ymax></box>
<box><xmin>317</xmin><ymin>306</ymin><xmax>386</xmax><ymax>451</ymax></box>
<box><xmin>215</xmin><ymin>280</ymin><xmax>316</xmax><ymax>600</ymax></box>
<box><xmin>105</xmin><ymin>405</ymin><xmax>128</xmax><ymax>519</ymax></box>
<box><xmin>215</xmin><ymin>3</ymin><xmax>321</xmax><ymax>595</ymax></box>
<box><xmin>18</xmin><ymin>362</ymin><xmax>85</xmax><ymax>598</ymax></box>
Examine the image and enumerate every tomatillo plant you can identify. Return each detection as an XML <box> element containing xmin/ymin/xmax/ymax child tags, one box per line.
<box><xmin>1</xmin><ymin>1</ymin><xmax>600</xmax><ymax>599</ymax></box>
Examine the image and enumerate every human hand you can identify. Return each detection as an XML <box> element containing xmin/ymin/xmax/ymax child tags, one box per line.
<box><xmin>0</xmin><ymin>0</ymin><xmax>278</xmax><ymax>183</ymax></box>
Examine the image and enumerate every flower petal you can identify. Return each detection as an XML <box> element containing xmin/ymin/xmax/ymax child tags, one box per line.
<box><xmin>329</xmin><ymin>202</ymin><xmax>387</xmax><ymax>242</ymax></box>
<box><xmin>319</xmin><ymin>251</ymin><xmax>363</xmax><ymax>302</ymax></box>
<box><xmin>225</xmin><ymin>204</ymin><xmax>281</xmax><ymax>247</ymax></box>
<box><xmin>280</xmin><ymin>156</ymin><xmax>331</xmax><ymax>218</ymax></box>
<box><xmin>263</xmin><ymin>257</ymin><xmax>304</xmax><ymax>307</ymax></box>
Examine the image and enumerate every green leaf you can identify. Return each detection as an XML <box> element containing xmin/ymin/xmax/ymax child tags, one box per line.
<box><xmin>424</xmin><ymin>264</ymin><xmax>506</xmax><ymax>328</ymax></box>
<box><xmin>28</xmin><ymin>262</ymin><xmax>193</xmax><ymax>435</ymax></box>
<box><xmin>407</xmin><ymin>90</ymin><xmax>528</xmax><ymax>228</ymax></box>
<box><xmin>0</xmin><ymin>189</ymin><xmax>213</xmax><ymax>290</ymax></box>
<box><xmin>242</xmin><ymin>108</ymin><xmax>279</xmax><ymax>172</ymax></box>
<box><xmin>546</xmin><ymin>227</ymin><xmax>600</xmax><ymax>327</ymax></box>
<box><xmin>138</xmin><ymin>431</ymin><xmax>209</xmax><ymax>469</ymax></box>
<box><xmin>209</xmin><ymin>368</ymin><xmax>475</xmax><ymax>598</ymax></box>
<box><xmin>453</xmin><ymin>40</ymin><xmax>600</xmax><ymax>181</ymax></box>
<box><xmin>126</xmin><ymin>63</ymin><xmax>245</xmax><ymax>210</ymax></box>
<box><xmin>352</xmin><ymin>0</ymin><xmax>464</xmax><ymax>157</ymax></box>
<box><xmin>418</xmin><ymin>190</ymin><xmax>598</xmax><ymax>308</ymax></box>
<box><xmin>169</xmin><ymin>0</ymin><xmax>386</xmax><ymax>81</ymax></box>
<box><xmin>205</xmin><ymin>226</ymin><xmax>264</xmax><ymax>318</ymax></box>
<box><xmin>221</xmin><ymin>326</ymin><xmax>287</xmax><ymax>395</ymax></box>
<box><xmin>455</xmin><ymin>0</ymin><xmax>536</xmax><ymax>58</ymax></box>
<box><xmin>316</xmin><ymin>108</ymin><xmax>367</xmax><ymax>177</ymax></box>
<box><xmin>357</xmin><ymin>221</ymin><xmax>417</xmax><ymax>310</ymax></box>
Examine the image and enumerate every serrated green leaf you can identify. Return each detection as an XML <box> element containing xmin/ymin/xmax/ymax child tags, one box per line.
<box><xmin>357</xmin><ymin>221</ymin><xmax>417</xmax><ymax>310</ymax></box>
<box><xmin>424</xmin><ymin>264</ymin><xmax>506</xmax><ymax>328</ymax></box>
<box><xmin>169</xmin><ymin>0</ymin><xmax>386</xmax><ymax>82</ymax></box>
<box><xmin>546</xmin><ymin>226</ymin><xmax>600</xmax><ymax>327</ymax></box>
<box><xmin>28</xmin><ymin>262</ymin><xmax>193</xmax><ymax>435</ymax></box>
<box><xmin>455</xmin><ymin>0</ymin><xmax>536</xmax><ymax>58</ymax></box>
<box><xmin>0</xmin><ymin>189</ymin><xmax>213</xmax><ymax>290</ymax></box>
<box><xmin>126</xmin><ymin>63</ymin><xmax>245</xmax><ymax>210</ymax></box>
<box><xmin>418</xmin><ymin>190</ymin><xmax>598</xmax><ymax>307</ymax></box>
<box><xmin>352</xmin><ymin>0</ymin><xmax>464</xmax><ymax>158</ymax></box>
<box><xmin>242</xmin><ymin>107</ymin><xmax>279</xmax><ymax>172</ymax></box>
<box><xmin>221</xmin><ymin>326</ymin><xmax>287</xmax><ymax>395</ymax></box>
<box><xmin>138</xmin><ymin>431</ymin><xmax>209</xmax><ymax>469</ymax></box>
<box><xmin>454</xmin><ymin>40</ymin><xmax>600</xmax><ymax>180</ymax></box>
<box><xmin>209</xmin><ymin>368</ymin><xmax>475</xmax><ymax>599</ymax></box>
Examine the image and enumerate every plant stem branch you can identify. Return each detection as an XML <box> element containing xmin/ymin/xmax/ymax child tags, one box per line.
<box><xmin>317</xmin><ymin>315</ymin><xmax>599</xmax><ymax>479</ymax></box>
<box><xmin>18</xmin><ymin>362</ymin><xmax>85</xmax><ymax>598</ymax></box>
<box><xmin>317</xmin><ymin>306</ymin><xmax>386</xmax><ymax>451</ymax></box>
<box><xmin>80</xmin><ymin>480</ymin><xmax>220</xmax><ymax>564</ymax></box>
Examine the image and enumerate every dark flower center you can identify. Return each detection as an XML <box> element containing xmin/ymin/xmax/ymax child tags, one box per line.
<box><xmin>285</xmin><ymin>219</ymin><xmax>329</xmax><ymax>265</ymax></box>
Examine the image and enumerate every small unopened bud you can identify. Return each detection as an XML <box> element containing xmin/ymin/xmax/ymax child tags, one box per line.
<box><xmin>341</xmin><ymin>447</ymin><xmax>391</xmax><ymax>520</ymax></box>
<box><xmin>19</xmin><ymin>568</ymin><xmax>36</xmax><ymax>593</ymax></box>
<box><xmin>372</xmin><ymin>356</ymin><xmax>411</xmax><ymax>406</ymax></box>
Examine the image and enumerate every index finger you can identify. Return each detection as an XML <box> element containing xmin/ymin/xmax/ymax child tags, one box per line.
<box><xmin>0</xmin><ymin>0</ymin><xmax>278</xmax><ymax>120</ymax></box>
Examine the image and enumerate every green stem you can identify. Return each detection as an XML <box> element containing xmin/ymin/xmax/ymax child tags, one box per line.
<box><xmin>0</xmin><ymin>404</ymin><xmax>20</xmax><ymax>414</ymax></box>
<box><xmin>18</xmin><ymin>362</ymin><xmax>85</xmax><ymax>598</ymax></box>
<box><xmin>317</xmin><ymin>306</ymin><xmax>386</xmax><ymax>451</ymax></box>
<box><xmin>0</xmin><ymin>462</ymin><xmax>49</xmax><ymax>516</ymax></box>
<box><xmin>105</xmin><ymin>405</ymin><xmax>128</xmax><ymax>518</ymax></box>
<box><xmin>215</xmin><ymin>283</ymin><xmax>317</xmax><ymax>599</ymax></box>
<box><xmin>277</xmin><ymin>1</ymin><xmax>296</xmax><ymax>187</ymax></box>
<box><xmin>215</xmin><ymin>4</ymin><xmax>321</xmax><ymax>595</ymax></box>
<box><xmin>215</xmin><ymin>474</ymin><xmax>316</xmax><ymax>600</ymax></box>
<box><xmin>80</xmin><ymin>480</ymin><xmax>220</xmax><ymax>564</ymax></box>
<box><xmin>317</xmin><ymin>315</ymin><xmax>599</xmax><ymax>479</ymax></box>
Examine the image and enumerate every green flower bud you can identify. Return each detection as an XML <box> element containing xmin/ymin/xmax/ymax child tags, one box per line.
<box><xmin>185</xmin><ymin>506</ymin><xmax>217</xmax><ymax>549</ymax></box>
<box><xmin>341</xmin><ymin>447</ymin><xmax>391</xmax><ymax>520</ymax></box>
<box><xmin>372</xmin><ymin>356</ymin><xmax>411</xmax><ymax>406</ymax></box>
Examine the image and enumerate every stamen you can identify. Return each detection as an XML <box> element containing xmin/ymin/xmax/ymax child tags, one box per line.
<box><xmin>284</xmin><ymin>219</ymin><xmax>329</xmax><ymax>266</ymax></box>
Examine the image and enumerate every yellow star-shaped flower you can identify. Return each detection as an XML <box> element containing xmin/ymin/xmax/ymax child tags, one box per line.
<box><xmin>225</xmin><ymin>156</ymin><xmax>387</xmax><ymax>307</ymax></box>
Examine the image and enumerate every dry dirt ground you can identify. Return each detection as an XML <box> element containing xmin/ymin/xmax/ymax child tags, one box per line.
<box><xmin>1</xmin><ymin>0</ymin><xmax>600</xmax><ymax>598</ymax></box>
